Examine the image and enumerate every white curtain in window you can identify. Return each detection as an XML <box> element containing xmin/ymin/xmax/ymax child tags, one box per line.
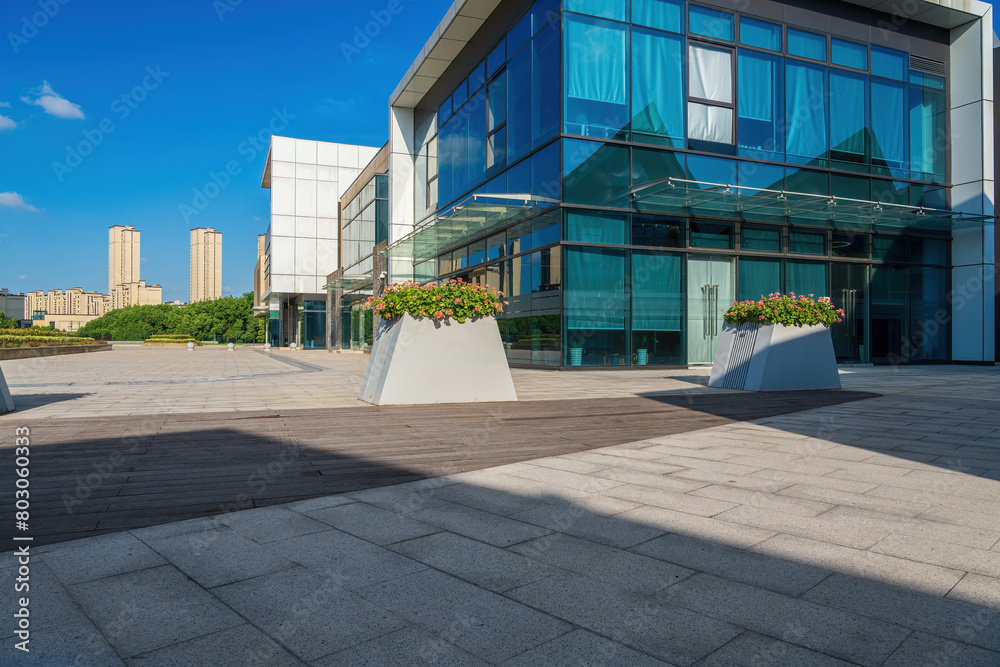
<box><xmin>688</xmin><ymin>103</ymin><xmax>733</xmax><ymax>143</ymax></box>
<box><xmin>689</xmin><ymin>44</ymin><xmax>732</xmax><ymax>103</ymax></box>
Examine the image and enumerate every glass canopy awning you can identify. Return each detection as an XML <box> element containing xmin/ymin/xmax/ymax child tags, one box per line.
<box><xmin>631</xmin><ymin>177</ymin><xmax>994</xmax><ymax>231</ymax></box>
<box><xmin>323</xmin><ymin>275</ymin><xmax>373</xmax><ymax>291</ymax></box>
<box><xmin>383</xmin><ymin>193</ymin><xmax>559</xmax><ymax>263</ymax></box>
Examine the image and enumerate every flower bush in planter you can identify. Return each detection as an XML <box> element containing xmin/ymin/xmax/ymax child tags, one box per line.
<box><xmin>723</xmin><ymin>293</ymin><xmax>845</xmax><ymax>327</ymax></box>
<box><xmin>365</xmin><ymin>279</ymin><xmax>505</xmax><ymax>323</ymax></box>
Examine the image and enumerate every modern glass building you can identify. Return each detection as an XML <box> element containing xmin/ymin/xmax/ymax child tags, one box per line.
<box><xmin>355</xmin><ymin>0</ymin><xmax>996</xmax><ymax>367</ymax></box>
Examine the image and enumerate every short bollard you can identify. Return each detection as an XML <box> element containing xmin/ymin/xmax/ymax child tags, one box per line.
<box><xmin>227</xmin><ymin>343</ymin><xmax>235</xmax><ymax>351</ymax></box>
<box><xmin>289</xmin><ymin>342</ymin><xmax>297</xmax><ymax>351</ymax></box>
<box><xmin>263</xmin><ymin>343</ymin><xmax>271</xmax><ymax>351</ymax></box>
<box><xmin>186</xmin><ymin>342</ymin><xmax>195</xmax><ymax>351</ymax></box>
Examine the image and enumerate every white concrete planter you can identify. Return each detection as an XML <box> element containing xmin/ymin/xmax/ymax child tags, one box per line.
<box><xmin>0</xmin><ymin>366</ymin><xmax>14</xmax><ymax>414</ymax></box>
<box><xmin>709</xmin><ymin>323</ymin><xmax>841</xmax><ymax>392</ymax></box>
<box><xmin>359</xmin><ymin>313</ymin><xmax>517</xmax><ymax>405</ymax></box>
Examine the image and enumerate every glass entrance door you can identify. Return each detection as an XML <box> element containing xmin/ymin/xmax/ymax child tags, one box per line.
<box><xmin>687</xmin><ymin>255</ymin><xmax>735</xmax><ymax>365</ymax></box>
<box><xmin>830</xmin><ymin>263</ymin><xmax>869</xmax><ymax>363</ymax></box>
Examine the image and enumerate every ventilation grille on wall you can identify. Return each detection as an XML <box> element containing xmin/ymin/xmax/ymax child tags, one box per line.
<box><xmin>910</xmin><ymin>55</ymin><xmax>946</xmax><ymax>76</ymax></box>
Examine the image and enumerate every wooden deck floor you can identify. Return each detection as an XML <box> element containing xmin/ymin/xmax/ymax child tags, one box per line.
<box><xmin>1</xmin><ymin>391</ymin><xmax>876</xmax><ymax>549</ymax></box>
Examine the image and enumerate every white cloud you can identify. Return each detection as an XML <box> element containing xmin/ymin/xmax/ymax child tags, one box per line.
<box><xmin>0</xmin><ymin>192</ymin><xmax>39</xmax><ymax>212</ymax></box>
<box><xmin>0</xmin><ymin>101</ymin><xmax>10</xmax><ymax>107</ymax></box>
<box><xmin>18</xmin><ymin>275</ymin><xmax>29</xmax><ymax>282</ymax></box>
<box><xmin>20</xmin><ymin>81</ymin><xmax>84</xmax><ymax>119</ymax></box>
<box><xmin>0</xmin><ymin>115</ymin><xmax>15</xmax><ymax>130</ymax></box>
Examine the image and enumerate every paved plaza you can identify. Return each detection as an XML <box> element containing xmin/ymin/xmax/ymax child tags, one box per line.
<box><xmin>0</xmin><ymin>348</ymin><xmax>998</xmax><ymax>665</ymax></box>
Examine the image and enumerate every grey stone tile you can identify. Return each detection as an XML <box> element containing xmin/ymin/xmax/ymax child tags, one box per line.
<box><xmin>0</xmin><ymin>560</ymin><xmax>88</xmax><ymax>638</ymax></box>
<box><xmin>871</xmin><ymin>534</ymin><xmax>1000</xmax><ymax>578</ymax></box>
<box><xmin>500</xmin><ymin>629</ymin><xmax>671</xmax><ymax>666</ymax></box>
<box><xmin>283</xmin><ymin>494</ymin><xmax>356</xmax><ymax>513</ymax></box>
<box><xmin>825</xmin><ymin>506</ymin><xmax>1000</xmax><ymax>550</ymax></box>
<box><xmin>304</xmin><ymin>502</ymin><xmax>440</xmax><ymax>545</ymax></box>
<box><xmin>389</xmin><ymin>531</ymin><xmax>555</xmax><ymax>593</ymax></box>
<box><xmin>0</xmin><ymin>620</ymin><xmax>126</xmax><ymax>666</ymax></box>
<box><xmin>505</xmin><ymin>465</ymin><xmax>626</xmax><ymax>493</ymax></box>
<box><xmin>632</xmin><ymin>533</ymin><xmax>829</xmax><ymax>596</ymax></box>
<box><xmin>69</xmin><ymin>565</ymin><xmax>243</xmax><ymax>658</ymax></box>
<box><xmin>689</xmin><ymin>484</ymin><xmax>834</xmax><ymax>517</ymax></box>
<box><xmin>947</xmin><ymin>573</ymin><xmax>1000</xmax><ymax>609</ymax></box>
<box><xmin>314</xmin><ymin>626</ymin><xmax>488</xmax><ymax>666</ymax></box>
<box><xmin>224</xmin><ymin>506</ymin><xmax>331</xmax><ymax>543</ymax></box>
<box><xmin>506</xmin><ymin>572</ymin><xmax>740</xmax><ymax>665</ymax></box>
<box><xmin>529</xmin><ymin>456</ymin><xmax>609</xmax><ymax>475</ymax></box>
<box><xmin>213</xmin><ymin>567</ymin><xmax>405</xmax><ymax>661</ymax></box>
<box><xmin>776</xmin><ymin>484</ymin><xmax>930</xmax><ymax>517</ymax></box>
<box><xmin>268</xmin><ymin>528</ymin><xmax>426</xmax><ymax>590</ymax></box>
<box><xmin>510</xmin><ymin>502</ymin><xmax>665</xmax><ymax>549</ymax></box>
<box><xmin>344</xmin><ymin>480</ymin><xmax>455</xmax><ymax>514</ymax></box>
<box><xmin>356</xmin><ymin>569</ymin><xmax>570</xmax><ymax>663</ymax></box>
<box><xmin>42</xmin><ymin>531</ymin><xmax>167</xmax><ymax>585</ymax></box>
<box><xmin>751</xmin><ymin>533</ymin><xmax>964</xmax><ymax>596</ymax></box>
<box><xmin>602</xmin><ymin>484</ymin><xmax>736</xmax><ymax>517</ymax></box>
<box><xmin>712</xmin><ymin>505</ymin><xmax>891</xmax><ymax>550</ymax></box>
<box><xmin>410</xmin><ymin>502</ymin><xmax>551</xmax><ymax>548</ymax></box>
<box><xmin>591</xmin><ymin>467</ymin><xmax>709</xmax><ymax>493</ymax></box>
<box><xmin>429</xmin><ymin>482</ymin><xmax>549</xmax><ymax>516</ymax></box>
<box><xmin>881</xmin><ymin>631</ymin><xmax>1000</xmax><ymax>667</ymax></box>
<box><xmin>803</xmin><ymin>574</ymin><xmax>1000</xmax><ymax>652</ymax></box>
<box><xmin>130</xmin><ymin>516</ymin><xmax>227</xmax><ymax>542</ymax></box>
<box><xmin>667</xmin><ymin>468</ymin><xmax>794</xmax><ymax>493</ymax></box>
<box><xmin>695</xmin><ymin>631</ymin><xmax>857</xmax><ymax>667</ymax></box>
<box><xmin>662</xmin><ymin>573</ymin><xmax>909</xmax><ymax>666</ymax></box>
<box><xmin>616</xmin><ymin>505</ymin><xmax>776</xmax><ymax>549</ymax></box>
<box><xmin>919</xmin><ymin>504</ymin><xmax>1000</xmax><ymax>533</ymax></box>
<box><xmin>747</xmin><ymin>469</ymin><xmax>878</xmax><ymax>494</ymax></box>
<box><xmin>511</xmin><ymin>533</ymin><xmax>692</xmax><ymax>595</ymax></box>
<box><xmin>142</xmin><ymin>527</ymin><xmax>296</xmax><ymax>588</ymax></box>
<box><xmin>124</xmin><ymin>623</ymin><xmax>304</xmax><ymax>666</ymax></box>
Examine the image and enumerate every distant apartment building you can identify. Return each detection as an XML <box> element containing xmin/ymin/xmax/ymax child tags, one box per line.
<box><xmin>0</xmin><ymin>289</ymin><xmax>26</xmax><ymax>322</ymax></box>
<box><xmin>190</xmin><ymin>227</ymin><xmax>223</xmax><ymax>303</ymax></box>
<box><xmin>258</xmin><ymin>136</ymin><xmax>379</xmax><ymax>348</ymax></box>
<box><xmin>25</xmin><ymin>288</ymin><xmax>111</xmax><ymax>319</ymax></box>
<box><xmin>108</xmin><ymin>225</ymin><xmax>141</xmax><ymax>295</ymax></box>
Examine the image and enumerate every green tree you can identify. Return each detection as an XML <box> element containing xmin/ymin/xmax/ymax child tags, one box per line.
<box><xmin>0</xmin><ymin>314</ymin><xmax>18</xmax><ymax>329</ymax></box>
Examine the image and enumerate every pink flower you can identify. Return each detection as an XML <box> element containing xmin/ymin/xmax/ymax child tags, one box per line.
<box><xmin>435</xmin><ymin>311</ymin><xmax>444</xmax><ymax>319</ymax></box>
<box><xmin>454</xmin><ymin>298</ymin><xmax>461</xmax><ymax>303</ymax></box>
<box><xmin>445</xmin><ymin>309</ymin><xmax>453</xmax><ymax>316</ymax></box>
<box><xmin>474</xmin><ymin>305</ymin><xmax>482</xmax><ymax>312</ymax></box>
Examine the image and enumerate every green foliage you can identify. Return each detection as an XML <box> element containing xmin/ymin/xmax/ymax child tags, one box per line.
<box><xmin>368</xmin><ymin>280</ymin><xmax>504</xmax><ymax>324</ymax></box>
<box><xmin>0</xmin><ymin>315</ymin><xmax>18</xmax><ymax>329</ymax></box>
<box><xmin>0</xmin><ymin>329</ymin><xmax>98</xmax><ymax>348</ymax></box>
<box><xmin>144</xmin><ymin>336</ymin><xmax>201</xmax><ymax>345</ymax></box>
<box><xmin>1</xmin><ymin>327</ymin><xmax>71</xmax><ymax>338</ymax></box>
<box><xmin>77</xmin><ymin>293</ymin><xmax>267</xmax><ymax>343</ymax></box>
<box><xmin>723</xmin><ymin>293</ymin><xmax>845</xmax><ymax>327</ymax></box>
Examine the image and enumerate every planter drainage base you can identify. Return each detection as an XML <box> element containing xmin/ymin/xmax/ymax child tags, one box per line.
<box><xmin>709</xmin><ymin>323</ymin><xmax>841</xmax><ymax>392</ymax></box>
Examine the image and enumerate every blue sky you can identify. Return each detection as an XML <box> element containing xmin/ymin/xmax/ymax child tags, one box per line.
<box><xmin>1</xmin><ymin>2</ymin><xmax>998</xmax><ymax>301</ymax></box>
<box><xmin>0</xmin><ymin>0</ymin><xmax>451</xmax><ymax>301</ymax></box>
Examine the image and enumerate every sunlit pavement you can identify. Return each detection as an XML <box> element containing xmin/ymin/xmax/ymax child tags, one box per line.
<box><xmin>1</xmin><ymin>350</ymin><xmax>998</xmax><ymax>664</ymax></box>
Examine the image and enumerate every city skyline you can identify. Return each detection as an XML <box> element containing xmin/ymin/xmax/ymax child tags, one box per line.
<box><xmin>0</xmin><ymin>0</ymin><xmax>455</xmax><ymax>301</ymax></box>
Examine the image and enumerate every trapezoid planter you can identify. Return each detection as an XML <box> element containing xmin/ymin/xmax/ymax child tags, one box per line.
<box><xmin>359</xmin><ymin>313</ymin><xmax>517</xmax><ymax>406</ymax></box>
<box><xmin>708</xmin><ymin>323</ymin><xmax>841</xmax><ymax>392</ymax></box>
<box><xmin>0</xmin><ymin>366</ymin><xmax>15</xmax><ymax>414</ymax></box>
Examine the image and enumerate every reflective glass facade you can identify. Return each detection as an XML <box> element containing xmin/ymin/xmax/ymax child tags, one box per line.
<box><xmin>408</xmin><ymin>0</ymin><xmax>964</xmax><ymax>367</ymax></box>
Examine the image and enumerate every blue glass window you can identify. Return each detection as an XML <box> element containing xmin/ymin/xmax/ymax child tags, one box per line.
<box><xmin>532</xmin><ymin>0</ymin><xmax>559</xmax><ymax>33</ymax></box>
<box><xmin>487</xmin><ymin>39</ymin><xmax>506</xmax><ymax>77</ymax></box>
<box><xmin>687</xmin><ymin>154</ymin><xmax>737</xmax><ymax>186</ymax></box>
<box><xmin>451</xmin><ymin>103</ymin><xmax>469</xmax><ymax>201</ymax></box>
<box><xmin>438</xmin><ymin>119</ymin><xmax>453</xmax><ymax>205</ymax></box>
<box><xmin>468</xmin><ymin>88</ymin><xmax>487</xmax><ymax>188</ymax></box>
<box><xmin>690</xmin><ymin>221</ymin><xmax>734</xmax><ymax>249</ymax></box>
<box><xmin>689</xmin><ymin>5</ymin><xmax>733</xmax><ymax>41</ymax></box>
<box><xmin>508</xmin><ymin>47</ymin><xmax>532</xmax><ymax>161</ymax></box>
<box><xmin>786</xmin><ymin>261</ymin><xmax>828</xmax><ymax>297</ymax></box>
<box><xmin>468</xmin><ymin>240</ymin><xmax>485</xmax><ymax>266</ymax></box>
<box><xmin>632</xmin><ymin>252</ymin><xmax>682</xmax><ymax>332</ymax></box>
<box><xmin>508</xmin><ymin>11</ymin><xmax>532</xmax><ymax>55</ymax></box>
<box><xmin>564</xmin><ymin>0</ymin><xmax>625</xmax><ymax>22</ymax></box>
<box><xmin>469</xmin><ymin>61</ymin><xmax>487</xmax><ymax>93</ymax></box>
<box><xmin>739</xmin><ymin>17</ymin><xmax>781</xmax><ymax>51</ymax></box>
<box><xmin>487</xmin><ymin>71</ymin><xmax>506</xmax><ymax>131</ymax></box>
<box><xmin>785</xmin><ymin>61</ymin><xmax>828</xmax><ymax>164</ymax></box>
<box><xmin>632</xmin><ymin>28</ymin><xmax>684</xmax><ymax>146</ymax></box>
<box><xmin>563</xmin><ymin>139</ymin><xmax>630</xmax><ymax>207</ymax></box>
<box><xmin>454</xmin><ymin>78</ymin><xmax>468</xmax><ymax>106</ymax></box>
<box><xmin>531</xmin><ymin>141</ymin><xmax>561</xmax><ymax>199</ymax></box>
<box><xmin>789</xmin><ymin>231</ymin><xmax>826</xmax><ymax>255</ymax></box>
<box><xmin>910</xmin><ymin>71</ymin><xmax>945</xmax><ymax>90</ymax></box>
<box><xmin>738</xmin><ymin>50</ymin><xmax>783</xmax><ymax>161</ymax></box>
<box><xmin>741</xmin><ymin>226</ymin><xmax>781</xmax><ymax>252</ymax></box>
<box><xmin>632</xmin><ymin>215</ymin><xmax>682</xmax><ymax>247</ymax></box>
<box><xmin>632</xmin><ymin>0</ymin><xmax>683</xmax><ymax>33</ymax></box>
<box><xmin>871</xmin><ymin>79</ymin><xmax>907</xmax><ymax>175</ymax></box>
<box><xmin>566</xmin><ymin>211</ymin><xmax>627</xmax><ymax>244</ymax></box>
<box><xmin>910</xmin><ymin>86</ymin><xmax>946</xmax><ymax>179</ymax></box>
<box><xmin>788</xmin><ymin>29</ymin><xmax>826</xmax><ymax>61</ymax></box>
<box><xmin>506</xmin><ymin>156</ymin><xmax>531</xmax><ymax>194</ymax></box>
<box><xmin>533</xmin><ymin>21</ymin><xmax>560</xmax><ymax>147</ymax></box>
<box><xmin>872</xmin><ymin>46</ymin><xmax>906</xmax><ymax>80</ymax></box>
<box><xmin>437</xmin><ymin>98</ymin><xmax>451</xmax><ymax>127</ymax></box>
<box><xmin>564</xmin><ymin>14</ymin><xmax>628</xmax><ymax>139</ymax></box>
<box><xmin>829</xmin><ymin>70</ymin><xmax>868</xmax><ymax>161</ymax></box>
<box><xmin>832</xmin><ymin>39</ymin><xmax>867</xmax><ymax>70</ymax></box>
<box><xmin>738</xmin><ymin>161</ymin><xmax>784</xmax><ymax>192</ymax></box>
<box><xmin>738</xmin><ymin>258</ymin><xmax>781</xmax><ymax>301</ymax></box>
